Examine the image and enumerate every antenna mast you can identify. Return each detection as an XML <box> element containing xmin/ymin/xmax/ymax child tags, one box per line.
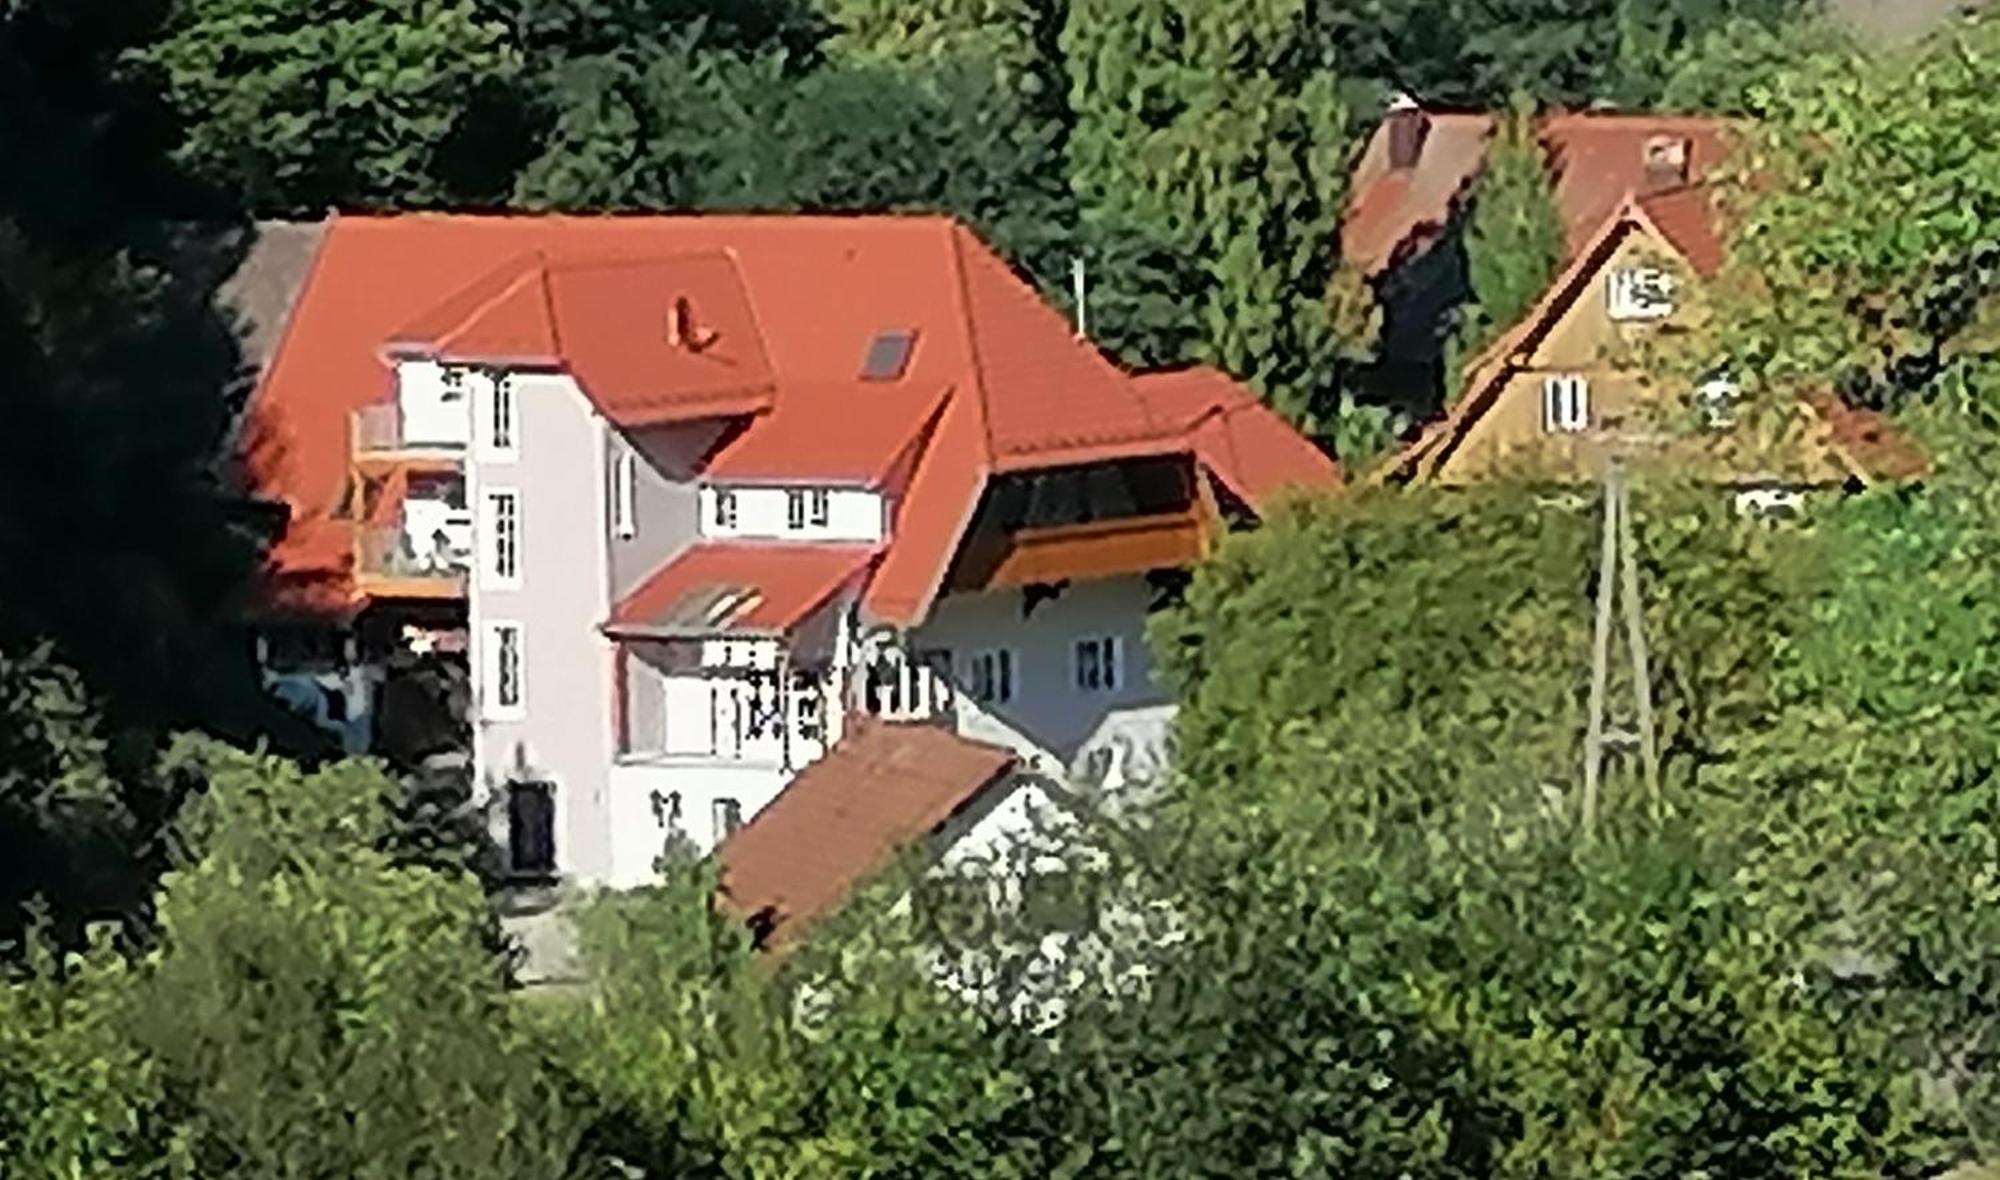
<box><xmin>1071</xmin><ymin>255</ymin><xmax>1088</xmax><ymax>339</ymax></box>
<box><xmin>1580</xmin><ymin>460</ymin><xmax>1660</xmax><ymax>836</ymax></box>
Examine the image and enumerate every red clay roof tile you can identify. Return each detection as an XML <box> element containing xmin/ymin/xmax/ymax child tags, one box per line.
<box><xmin>1343</xmin><ymin>110</ymin><xmax>1736</xmax><ymax>278</ymax></box>
<box><xmin>717</xmin><ymin>720</ymin><xmax>1017</xmax><ymax>949</ymax></box>
<box><xmin>242</xmin><ymin>214</ymin><xmax>1341</xmax><ymax>624</ymax></box>
<box><xmin>606</xmin><ymin>543</ymin><xmax>878</xmax><ymax>636</ymax></box>
<box><xmin>1134</xmin><ymin>365</ymin><xmax>1345</xmax><ymax>508</ymax></box>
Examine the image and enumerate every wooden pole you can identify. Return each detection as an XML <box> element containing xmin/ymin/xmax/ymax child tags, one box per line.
<box><xmin>1582</xmin><ymin>463</ymin><xmax>1621</xmax><ymax>838</ymax></box>
<box><xmin>1616</xmin><ymin>477</ymin><xmax>1661</xmax><ymax>811</ymax></box>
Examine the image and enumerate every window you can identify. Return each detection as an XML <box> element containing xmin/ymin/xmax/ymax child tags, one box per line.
<box><xmin>1607</xmin><ymin>266</ymin><xmax>1674</xmax><ymax>320</ymax></box>
<box><xmin>612</xmin><ymin>449</ymin><xmax>637</xmax><ymax>539</ymax></box>
<box><xmin>970</xmin><ymin>649</ymin><xmax>1015</xmax><ymax>704</ymax></box>
<box><xmin>485</xmin><ymin>621</ymin><xmax>525</xmax><ymax>718</ymax></box>
<box><xmin>808</xmin><ymin>488</ymin><xmax>831</xmax><ymax>528</ymax></box>
<box><xmin>713</xmin><ymin>797</ymin><xmax>745</xmax><ymax>841</ymax></box>
<box><xmin>485</xmin><ymin>374</ymin><xmax>518</xmax><ymax>457</ymax></box>
<box><xmin>440</xmin><ymin>366</ymin><xmax>467</xmax><ymax>402</ymax></box>
<box><xmin>484</xmin><ymin>490</ymin><xmax>520</xmax><ymax>586</ymax></box>
<box><xmin>712</xmin><ymin>488</ymin><xmax>739</xmax><ymax>531</ymax></box>
<box><xmin>1541</xmin><ymin>375</ymin><xmax>1590</xmax><ymax>434</ymax></box>
<box><xmin>786</xmin><ymin>489</ymin><xmax>807</xmax><ymax>530</ymax></box>
<box><xmin>1075</xmin><ymin>636</ymin><xmax>1122</xmax><ymax>693</ymax></box>
<box><xmin>1695</xmin><ymin>377</ymin><xmax>1739</xmax><ymax>429</ymax></box>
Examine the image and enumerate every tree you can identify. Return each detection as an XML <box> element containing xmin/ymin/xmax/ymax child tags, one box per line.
<box><xmin>1063</xmin><ymin>0</ymin><xmax>1351</xmax><ymax>426</ymax></box>
<box><xmin>130</xmin><ymin>0</ymin><xmax>522</xmax><ymax>212</ymax></box>
<box><xmin>1322</xmin><ymin>0</ymin><xmax>1813</xmax><ymax>109</ymax></box>
<box><xmin>1448</xmin><ymin>93</ymin><xmax>1563</xmax><ymax>399</ymax></box>
<box><xmin>1708</xmin><ymin>15</ymin><xmax>2000</xmax><ymax>409</ymax></box>
<box><xmin>0</xmin><ymin>925</ymin><xmax>178</xmax><ymax>1179</ymax></box>
<box><xmin>136</xmin><ymin>740</ymin><xmax>576</xmax><ymax>1179</ymax></box>
<box><xmin>1657</xmin><ymin>13</ymin><xmax>1856</xmax><ymax>114</ymax></box>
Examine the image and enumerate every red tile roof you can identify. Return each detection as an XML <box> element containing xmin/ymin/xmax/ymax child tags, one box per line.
<box><xmin>1343</xmin><ymin>109</ymin><xmax>1735</xmax><ymax>278</ymax></box>
<box><xmin>394</xmin><ymin>252</ymin><xmax>781</xmax><ymax>426</ymax></box>
<box><xmin>1134</xmin><ymin>366</ymin><xmax>1345</xmax><ymax>506</ymax></box>
<box><xmin>717</xmin><ymin>720</ymin><xmax>1017</xmax><ymax>950</ymax></box>
<box><xmin>243</xmin><ymin>213</ymin><xmax>1341</xmax><ymax>624</ymax></box>
<box><xmin>703</xmin><ymin>380</ymin><xmax>948</xmax><ymax>484</ymax></box>
<box><xmin>1635</xmin><ymin>185</ymin><xmax>1727</xmax><ymax>278</ymax></box>
<box><xmin>605</xmin><ymin>543</ymin><xmax>878</xmax><ymax>636</ymax></box>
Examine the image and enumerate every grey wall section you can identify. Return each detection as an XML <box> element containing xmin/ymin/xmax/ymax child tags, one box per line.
<box><xmin>913</xmin><ymin>574</ymin><xmax>1169</xmax><ymax>757</ymax></box>
<box><xmin>625</xmin><ymin>642</ymin><xmax>670</xmax><ymax>753</ymax></box>
<box><xmin>607</xmin><ymin>421</ymin><xmax>724</xmax><ymax>601</ymax></box>
<box><xmin>474</xmin><ymin>373</ymin><xmax>617</xmax><ymax>881</ymax></box>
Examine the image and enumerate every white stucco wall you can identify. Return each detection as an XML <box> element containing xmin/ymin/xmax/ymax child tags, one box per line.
<box><xmin>606</xmin><ymin>760</ymin><xmax>793</xmax><ymax>886</ymax></box>
<box><xmin>699</xmin><ymin>485</ymin><xmax>885</xmax><ymax>543</ymax></box>
<box><xmin>469</xmin><ymin>371</ymin><xmax>617</xmax><ymax>882</ymax></box>
<box><xmin>394</xmin><ymin>360</ymin><xmax>474</xmax><ymax>448</ymax></box>
<box><xmin>913</xmin><ymin>575</ymin><xmax>1171</xmax><ymax>760</ymax></box>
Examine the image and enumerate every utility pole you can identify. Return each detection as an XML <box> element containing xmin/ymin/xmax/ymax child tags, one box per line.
<box><xmin>1071</xmin><ymin>255</ymin><xmax>1088</xmax><ymax>340</ymax></box>
<box><xmin>1580</xmin><ymin>461</ymin><xmax>1660</xmax><ymax>837</ymax></box>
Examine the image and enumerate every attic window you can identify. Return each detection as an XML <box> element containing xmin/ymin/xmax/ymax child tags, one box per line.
<box><xmin>860</xmin><ymin>329</ymin><xmax>916</xmax><ymax>381</ymax></box>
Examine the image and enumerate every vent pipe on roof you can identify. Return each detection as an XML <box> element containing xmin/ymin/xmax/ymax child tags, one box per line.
<box><xmin>1385</xmin><ymin>91</ymin><xmax>1429</xmax><ymax>170</ymax></box>
<box><xmin>1071</xmin><ymin>255</ymin><xmax>1089</xmax><ymax>340</ymax></box>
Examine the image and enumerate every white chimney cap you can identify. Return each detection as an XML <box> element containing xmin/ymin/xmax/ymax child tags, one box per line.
<box><xmin>1387</xmin><ymin>91</ymin><xmax>1421</xmax><ymax>113</ymax></box>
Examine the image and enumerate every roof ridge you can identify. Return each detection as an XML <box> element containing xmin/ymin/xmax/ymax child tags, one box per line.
<box><xmin>944</xmin><ymin>222</ymin><xmax>1000</xmax><ymax>463</ymax></box>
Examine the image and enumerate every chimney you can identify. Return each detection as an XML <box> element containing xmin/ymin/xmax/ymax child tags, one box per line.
<box><xmin>1642</xmin><ymin>134</ymin><xmax>1691</xmax><ymax>192</ymax></box>
<box><xmin>1385</xmin><ymin>91</ymin><xmax>1429</xmax><ymax>171</ymax></box>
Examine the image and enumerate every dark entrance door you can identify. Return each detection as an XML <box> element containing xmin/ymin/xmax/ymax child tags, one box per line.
<box><xmin>507</xmin><ymin>781</ymin><xmax>557</xmax><ymax>877</ymax></box>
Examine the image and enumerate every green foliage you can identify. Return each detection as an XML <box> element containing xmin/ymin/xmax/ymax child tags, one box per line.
<box><xmin>1450</xmin><ymin>94</ymin><xmax>1564</xmax><ymax>396</ymax></box>
<box><xmin>132</xmin><ymin>0</ymin><xmax>522</xmax><ymax>211</ymax></box>
<box><xmin>140</xmin><ymin>740</ymin><xmax>575</xmax><ymax>1179</ymax></box>
<box><xmin>1147</xmin><ymin>479</ymin><xmax>1962</xmax><ymax>1173</ymax></box>
<box><xmin>1325</xmin><ymin>0</ymin><xmax>1813</xmax><ymax>109</ymax></box>
<box><xmin>1658</xmin><ymin>13</ymin><xmax>1856</xmax><ymax>114</ymax></box>
<box><xmin>1714</xmin><ymin>15</ymin><xmax>2000</xmax><ymax>405</ymax></box>
<box><xmin>1063</xmin><ymin>0</ymin><xmax>1350</xmax><ymax>425</ymax></box>
<box><xmin>0</xmin><ymin>926</ymin><xmax>180</xmax><ymax>1179</ymax></box>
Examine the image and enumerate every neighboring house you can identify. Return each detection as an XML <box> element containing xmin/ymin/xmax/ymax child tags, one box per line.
<box><xmin>235</xmin><ymin>213</ymin><xmax>1340</xmax><ymax>889</ymax></box>
<box><xmin>1341</xmin><ymin>98</ymin><xmax>1923</xmax><ymax>500</ymax></box>
<box><xmin>1341</xmin><ymin>100</ymin><xmax>1735</xmax><ymax>417</ymax></box>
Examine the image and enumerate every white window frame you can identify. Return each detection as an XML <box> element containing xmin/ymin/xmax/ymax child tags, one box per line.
<box><xmin>481</xmin><ymin>373</ymin><xmax>519</xmax><ymax>461</ymax></box>
<box><xmin>969</xmin><ymin>648</ymin><xmax>1016</xmax><ymax>705</ymax></box>
<box><xmin>785</xmin><ymin>488</ymin><xmax>807</xmax><ymax>531</ymax></box>
<box><xmin>483</xmin><ymin>488</ymin><xmax>521</xmax><ymax>589</ymax></box>
<box><xmin>1074</xmin><ymin>636</ymin><xmax>1122</xmax><ymax>694</ymax></box>
<box><xmin>484</xmin><ymin>621</ymin><xmax>526</xmax><ymax>720</ymax></box>
<box><xmin>1606</xmin><ymin>266</ymin><xmax>1675</xmax><ymax>321</ymax></box>
<box><xmin>807</xmin><ymin>488</ymin><xmax>831</xmax><ymax>528</ymax></box>
<box><xmin>612</xmin><ymin>449</ymin><xmax>637</xmax><ymax>540</ymax></box>
<box><xmin>1541</xmin><ymin>374</ymin><xmax>1591</xmax><ymax>434</ymax></box>
<box><xmin>712</xmin><ymin>488</ymin><xmax>739</xmax><ymax>532</ymax></box>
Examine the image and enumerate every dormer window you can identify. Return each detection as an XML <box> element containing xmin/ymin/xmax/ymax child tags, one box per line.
<box><xmin>1607</xmin><ymin>267</ymin><xmax>1674</xmax><ymax>321</ymax></box>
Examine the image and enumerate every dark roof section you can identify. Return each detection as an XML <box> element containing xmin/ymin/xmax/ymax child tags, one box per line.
<box><xmin>218</xmin><ymin>221</ymin><xmax>330</xmax><ymax>381</ymax></box>
<box><xmin>716</xmin><ymin>721</ymin><xmax>1017</xmax><ymax>950</ymax></box>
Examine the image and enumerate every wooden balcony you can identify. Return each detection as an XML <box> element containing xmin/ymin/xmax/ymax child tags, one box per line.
<box><xmin>354</xmin><ymin>524</ymin><xmax>467</xmax><ymax>601</ymax></box>
<box><xmin>946</xmin><ymin>506</ymin><xmax>1211</xmax><ymax>592</ymax></box>
<box><xmin>351</xmin><ymin>405</ymin><xmax>464</xmax><ymax>470</ymax></box>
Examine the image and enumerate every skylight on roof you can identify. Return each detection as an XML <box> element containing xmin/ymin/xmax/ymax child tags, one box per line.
<box><xmin>860</xmin><ymin>329</ymin><xmax>916</xmax><ymax>381</ymax></box>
